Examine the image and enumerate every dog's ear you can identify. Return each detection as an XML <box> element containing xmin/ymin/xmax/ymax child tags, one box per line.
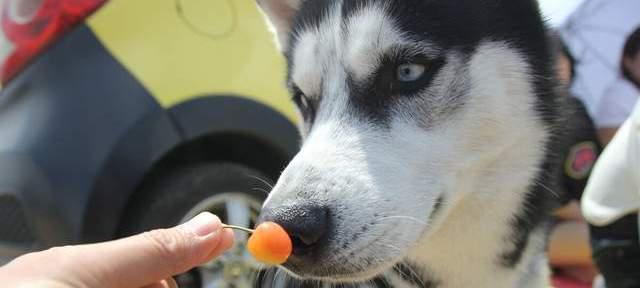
<box><xmin>256</xmin><ymin>0</ymin><xmax>301</xmax><ymax>51</ymax></box>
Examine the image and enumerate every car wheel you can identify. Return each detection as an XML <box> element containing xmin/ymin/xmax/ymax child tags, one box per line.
<box><xmin>119</xmin><ymin>162</ymin><xmax>271</xmax><ymax>288</ymax></box>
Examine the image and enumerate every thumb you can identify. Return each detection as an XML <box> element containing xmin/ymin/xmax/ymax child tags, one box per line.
<box><xmin>74</xmin><ymin>212</ymin><xmax>235</xmax><ymax>288</ymax></box>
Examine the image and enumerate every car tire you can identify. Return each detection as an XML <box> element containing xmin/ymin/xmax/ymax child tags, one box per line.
<box><xmin>119</xmin><ymin>162</ymin><xmax>272</xmax><ymax>288</ymax></box>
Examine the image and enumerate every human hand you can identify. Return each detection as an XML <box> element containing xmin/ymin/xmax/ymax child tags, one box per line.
<box><xmin>0</xmin><ymin>212</ymin><xmax>235</xmax><ymax>288</ymax></box>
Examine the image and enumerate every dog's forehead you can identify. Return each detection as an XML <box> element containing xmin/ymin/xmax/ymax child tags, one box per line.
<box><xmin>286</xmin><ymin>0</ymin><xmax>491</xmax><ymax>91</ymax></box>
<box><xmin>289</xmin><ymin>3</ymin><xmax>402</xmax><ymax>92</ymax></box>
<box><xmin>289</xmin><ymin>0</ymin><xmax>495</xmax><ymax>52</ymax></box>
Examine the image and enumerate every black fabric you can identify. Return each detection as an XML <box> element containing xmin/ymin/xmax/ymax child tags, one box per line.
<box><xmin>556</xmin><ymin>96</ymin><xmax>602</xmax><ymax>204</ymax></box>
<box><xmin>590</xmin><ymin>214</ymin><xmax>640</xmax><ymax>288</ymax></box>
<box><xmin>590</xmin><ymin>214</ymin><xmax>639</xmax><ymax>242</ymax></box>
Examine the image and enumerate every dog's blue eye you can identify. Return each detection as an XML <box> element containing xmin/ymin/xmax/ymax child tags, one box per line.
<box><xmin>396</xmin><ymin>63</ymin><xmax>425</xmax><ymax>82</ymax></box>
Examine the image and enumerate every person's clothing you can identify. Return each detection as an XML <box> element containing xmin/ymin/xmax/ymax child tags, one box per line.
<box><xmin>560</xmin><ymin>0</ymin><xmax>640</xmax><ymax>125</ymax></box>
<box><xmin>547</xmin><ymin>97</ymin><xmax>600</xmax><ymax>288</ymax></box>
<box><xmin>581</xmin><ymin>101</ymin><xmax>640</xmax><ymax>227</ymax></box>
<box><xmin>557</xmin><ymin>96</ymin><xmax>602</xmax><ymax>204</ymax></box>
<box><xmin>594</xmin><ymin>77</ymin><xmax>640</xmax><ymax>129</ymax></box>
<box><xmin>590</xmin><ymin>213</ymin><xmax>639</xmax><ymax>245</ymax></box>
<box><xmin>582</xmin><ymin>101</ymin><xmax>640</xmax><ymax>288</ymax></box>
<box><xmin>589</xmin><ymin>214</ymin><xmax>640</xmax><ymax>288</ymax></box>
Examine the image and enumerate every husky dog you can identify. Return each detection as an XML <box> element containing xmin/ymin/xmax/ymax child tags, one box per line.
<box><xmin>255</xmin><ymin>0</ymin><xmax>563</xmax><ymax>287</ymax></box>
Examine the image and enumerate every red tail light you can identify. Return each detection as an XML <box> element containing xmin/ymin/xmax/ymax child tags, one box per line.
<box><xmin>0</xmin><ymin>0</ymin><xmax>107</xmax><ymax>85</ymax></box>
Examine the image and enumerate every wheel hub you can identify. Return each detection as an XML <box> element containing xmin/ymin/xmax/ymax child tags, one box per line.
<box><xmin>180</xmin><ymin>192</ymin><xmax>264</xmax><ymax>288</ymax></box>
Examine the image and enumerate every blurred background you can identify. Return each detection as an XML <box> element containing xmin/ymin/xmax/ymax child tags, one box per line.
<box><xmin>0</xmin><ymin>1</ymin><xmax>638</xmax><ymax>288</ymax></box>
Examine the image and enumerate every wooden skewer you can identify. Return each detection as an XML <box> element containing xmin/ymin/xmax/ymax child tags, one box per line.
<box><xmin>222</xmin><ymin>224</ymin><xmax>254</xmax><ymax>234</ymax></box>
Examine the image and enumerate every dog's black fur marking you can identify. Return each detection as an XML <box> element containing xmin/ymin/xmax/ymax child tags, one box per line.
<box><xmin>393</xmin><ymin>262</ymin><xmax>440</xmax><ymax>288</ymax></box>
<box><xmin>371</xmin><ymin>276</ymin><xmax>392</xmax><ymax>288</ymax></box>
<box><xmin>348</xmin><ymin>55</ymin><xmax>447</xmax><ymax>124</ymax></box>
<box><xmin>428</xmin><ymin>195</ymin><xmax>445</xmax><ymax>224</ymax></box>
<box><xmin>290</xmin><ymin>84</ymin><xmax>319</xmax><ymax>132</ymax></box>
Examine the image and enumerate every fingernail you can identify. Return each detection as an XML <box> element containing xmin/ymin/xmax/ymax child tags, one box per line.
<box><xmin>182</xmin><ymin>212</ymin><xmax>221</xmax><ymax>237</ymax></box>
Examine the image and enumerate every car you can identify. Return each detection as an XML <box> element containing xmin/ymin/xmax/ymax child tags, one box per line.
<box><xmin>0</xmin><ymin>0</ymin><xmax>299</xmax><ymax>286</ymax></box>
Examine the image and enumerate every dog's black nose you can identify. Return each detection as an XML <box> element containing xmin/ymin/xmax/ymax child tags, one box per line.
<box><xmin>259</xmin><ymin>203</ymin><xmax>329</xmax><ymax>256</ymax></box>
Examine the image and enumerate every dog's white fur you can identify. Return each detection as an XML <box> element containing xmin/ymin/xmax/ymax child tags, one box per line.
<box><xmin>258</xmin><ymin>1</ymin><xmax>552</xmax><ymax>287</ymax></box>
<box><xmin>405</xmin><ymin>43</ymin><xmax>551</xmax><ymax>288</ymax></box>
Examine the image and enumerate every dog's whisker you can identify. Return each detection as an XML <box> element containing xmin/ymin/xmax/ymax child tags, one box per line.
<box><xmin>251</xmin><ymin>187</ymin><xmax>271</xmax><ymax>195</ymax></box>
<box><xmin>532</xmin><ymin>179</ymin><xmax>560</xmax><ymax>198</ymax></box>
<box><xmin>249</xmin><ymin>174</ymin><xmax>275</xmax><ymax>189</ymax></box>
<box><xmin>273</xmin><ymin>268</ymin><xmax>282</xmax><ymax>287</ymax></box>
<box><xmin>393</xmin><ymin>262</ymin><xmax>428</xmax><ymax>288</ymax></box>
<box><xmin>379</xmin><ymin>243</ymin><xmax>404</xmax><ymax>253</ymax></box>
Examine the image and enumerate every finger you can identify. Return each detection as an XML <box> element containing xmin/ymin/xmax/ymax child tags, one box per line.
<box><xmin>70</xmin><ymin>212</ymin><xmax>235</xmax><ymax>288</ymax></box>
<box><xmin>165</xmin><ymin>277</ymin><xmax>178</xmax><ymax>288</ymax></box>
<box><xmin>141</xmin><ymin>278</ymin><xmax>178</xmax><ymax>288</ymax></box>
<box><xmin>205</xmin><ymin>227</ymin><xmax>235</xmax><ymax>260</ymax></box>
<box><xmin>140</xmin><ymin>281</ymin><xmax>167</xmax><ymax>288</ymax></box>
